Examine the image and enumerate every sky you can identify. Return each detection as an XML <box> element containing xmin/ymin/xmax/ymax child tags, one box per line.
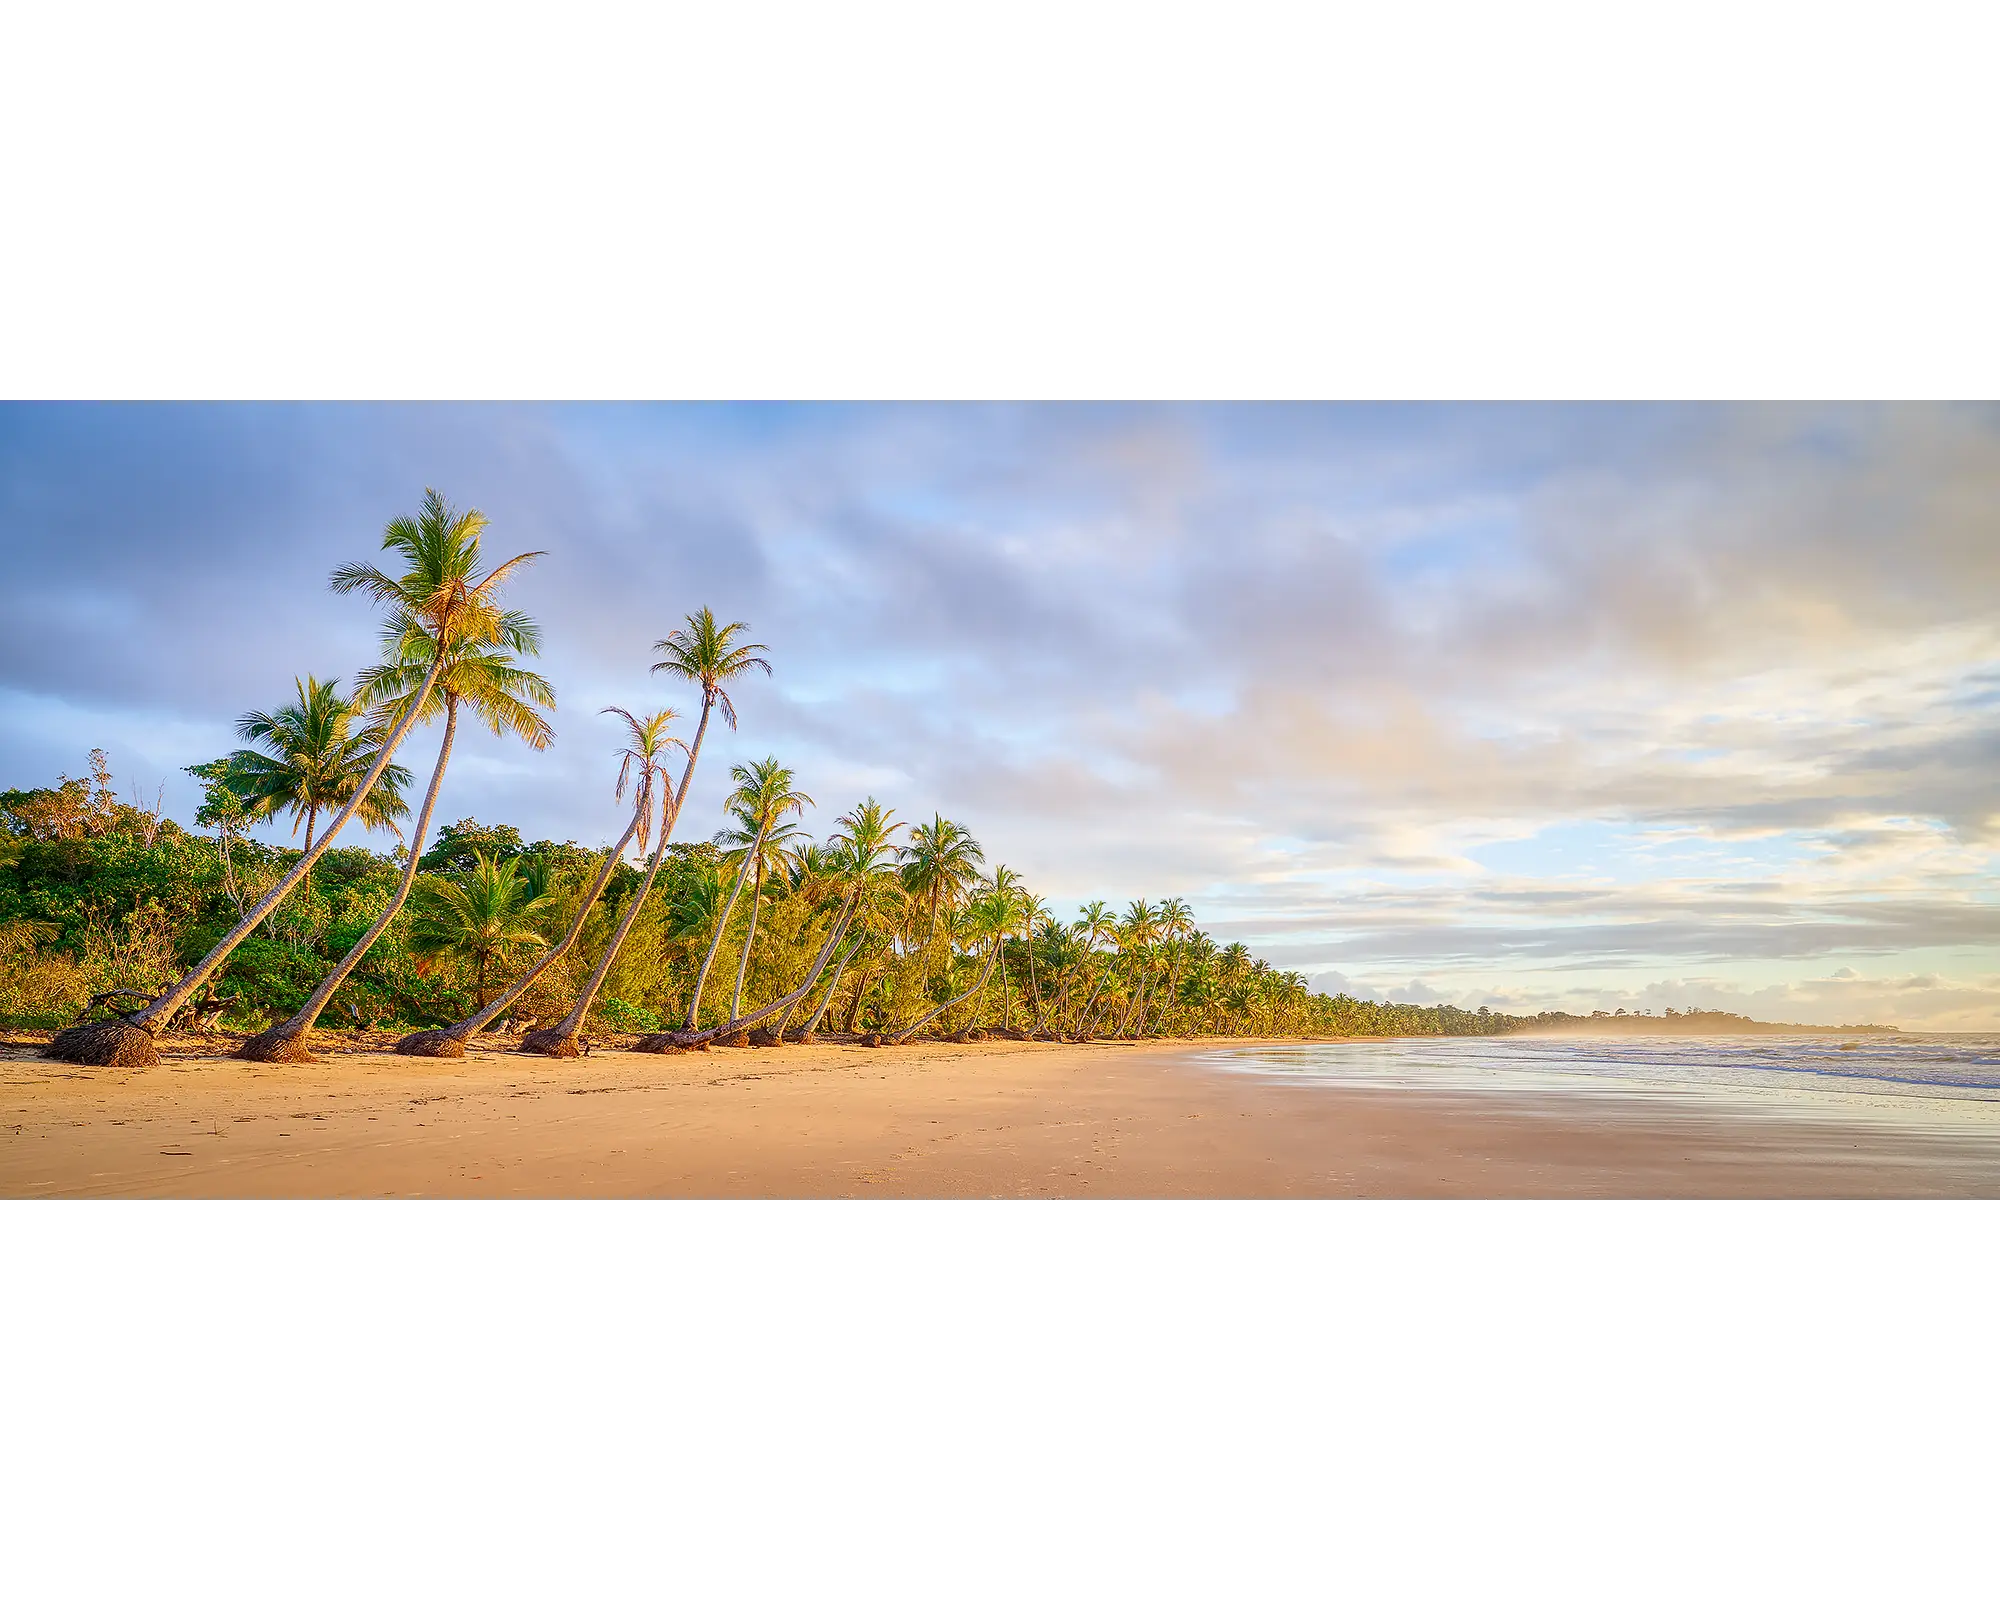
<box><xmin>3</xmin><ymin>402</ymin><xmax>1997</xmax><ymax>1028</ymax></box>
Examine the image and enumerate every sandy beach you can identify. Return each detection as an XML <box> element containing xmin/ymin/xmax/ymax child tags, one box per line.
<box><xmin>5</xmin><ymin>1032</ymin><xmax>1998</xmax><ymax>1198</ymax></box>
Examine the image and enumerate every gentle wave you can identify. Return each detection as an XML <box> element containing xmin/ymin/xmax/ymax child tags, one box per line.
<box><xmin>1202</xmin><ymin>1033</ymin><xmax>2000</xmax><ymax>1133</ymax></box>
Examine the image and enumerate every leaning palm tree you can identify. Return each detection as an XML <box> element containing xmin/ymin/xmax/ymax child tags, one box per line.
<box><xmin>1114</xmin><ymin>899</ymin><xmax>1162</xmax><ymax>1037</ymax></box>
<box><xmin>1070</xmin><ymin>900</ymin><xmax>1119</xmax><ymax>1038</ymax></box>
<box><xmin>237</xmin><ymin>613</ymin><xmax>554</xmax><ymax>1062</ymax></box>
<box><xmin>512</xmin><ymin>610</ymin><xmax>769</xmax><ymax>1055</ymax></box>
<box><xmin>819</xmin><ymin>798</ymin><xmax>905</xmax><ymax>1038</ymax></box>
<box><xmin>682</xmin><ymin>758</ymin><xmax>811</xmax><ymax>1029</ymax></box>
<box><xmin>399</xmin><ymin>708</ymin><xmax>675</xmax><ymax>1057</ymax></box>
<box><xmin>772</xmin><ymin>802</ymin><xmax>898</xmax><ymax>1042</ymax></box>
<box><xmin>229</xmin><ymin>676</ymin><xmax>413</xmax><ymax>857</ymax></box>
<box><xmin>1154</xmin><ymin>896</ymin><xmax>1196</xmax><ymax>1036</ymax></box>
<box><xmin>517</xmin><ymin>708</ymin><xmax>685</xmax><ymax>1057</ymax></box>
<box><xmin>406</xmin><ymin>853</ymin><xmax>553</xmax><ymax>1012</ymax></box>
<box><xmin>983</xmin><ymin>865</ymin><xmax>1027</xmax><ymax>1029</ymax></box>
<box><xmin>720</xmin><ymin>763</ymin><xmax>814</xmax><ymax>1022</ymax></box>
<box><xmin>48</xmin><ymin>488</ymin><xmax>538</xmax><ymax>1069</ymax></box>
<box><xmin>887</xmin><ymin>888</ymin><xmax>1012</xmax><ymax>1043</ymax></box>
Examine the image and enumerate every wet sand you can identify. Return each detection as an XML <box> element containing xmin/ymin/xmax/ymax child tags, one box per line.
<box><xmin>4</xmin><ymin>1033</ymin><xmax>1998</xmax><ymax>1198</ymax></box>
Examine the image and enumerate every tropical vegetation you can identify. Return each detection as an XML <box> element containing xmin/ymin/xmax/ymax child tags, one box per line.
<box><xmin>7</xmin><ymin>488</ymin><xmax>1630</xmax><ymax>1067</ymax></box>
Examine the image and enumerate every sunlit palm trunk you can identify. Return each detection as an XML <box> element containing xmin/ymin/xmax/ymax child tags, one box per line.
<box><xmin>774</xmin><ymin>892</ymin><xmax>855</xmax><ymax>1040</ymax></box>
<box><xmin>642</xmin><ymin>906</ymin><xmax>850</xmax><ymax>1049</ymax></box>
<box><xmin>243</xmin><ymin>697</ymin><xmax>460</xmax><ymax>1055</ymax></box>
<box><xmin>800</xmin><ymin>920</ymin><xmax>862</xmax><ymax>1040</ymax></box>
<box><xmin>538</xmin><ymin>698</ymin><xmax>713</xmax><ymax>1048</ymax></box>
<box><xmin>841</xmin><ymin>955</ymin><xmax>880</xmax><ymax>1034</ymax></box>
<box><xmin>1024</xmin><ymin>937</ymin><xmax>1045</xmax><ymax>1034</ymax></box>
<box><xmin>729</xmin><ymin>860</ymin><xmax>765</xmax><ymax>1021</ymax></box>
<box><xmin>128</xmin><ymin>648</ymin><xmax>447</xmax><ymax>1036</ymax></box>
<box><xmin>687</xmin><ymin>816</ymin><xmax>763</xmax><ymax>1029</ymax></box>
<box><xmin>402</xmin><ymin>805</ymin><xmax>645</xmax><ymax>1048</ymax></box>
<box><xmin>888</xmin><ymin>938</ymin><xmax>1001</xmax><ymax>1043</ymax></box>
<box><xmin>1076</xmin><ymin>962</ymin><xmax>1112</xmax><ymax>1037</ymax></box>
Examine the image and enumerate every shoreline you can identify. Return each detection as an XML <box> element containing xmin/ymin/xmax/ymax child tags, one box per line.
<box><xmin>5</xmin><ymin>1032</ymin><xmax>1998</xmax><ymax>1198</ymax></box>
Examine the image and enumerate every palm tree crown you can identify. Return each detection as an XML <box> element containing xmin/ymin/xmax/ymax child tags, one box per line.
<box><xmin>899</xmin><ymin>813</ymin><xmax>986</xmax><ymax>945</ymax></box>
<box><xmin>650</xmin><ymin>607</ymin><xmax>771</xmax><ymax>731</ymax></box>
<box><xmin>605</xmin><ymin>706</ymin><xmax>688</xmax><ymax>858</ymax></box>
<box><xmin>229</xmin><ymin>675</ymin><xmax>412</xmax><ymax>852</ymax></box>
<box><xmin>332</xmin><ymin>489</ymin><xmax>544</xmax><ymax>661</ymax></box>
<box><xmin>407</xmin><ymin>852</ymin><xmax>553</xmax><ymax>1011</ymax></box>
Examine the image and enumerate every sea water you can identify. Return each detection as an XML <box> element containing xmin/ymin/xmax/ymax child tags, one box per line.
<box><xmin>1204</xmin><ymin>1032</ymin><xmax>2000</xmax><ymax>1134</ymax></box>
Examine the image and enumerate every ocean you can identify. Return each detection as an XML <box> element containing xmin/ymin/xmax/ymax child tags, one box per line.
<box><xmin>1205</xmin><ymin>1032</ymin><xmax>2000</xmax><ymax>1134</ymax></box>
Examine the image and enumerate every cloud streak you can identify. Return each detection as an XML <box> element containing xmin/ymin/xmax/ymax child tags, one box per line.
<box><xmin>3</xmin><ymin>403</ymin><xmax>1996</xmax><ymax>1024</ymax></box>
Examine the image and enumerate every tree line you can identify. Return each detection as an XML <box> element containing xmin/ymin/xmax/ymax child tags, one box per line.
<box><xmin>11</xmin><ymin>490</ymin><xmax>1539</xmax><ymax>1070</ymax></box>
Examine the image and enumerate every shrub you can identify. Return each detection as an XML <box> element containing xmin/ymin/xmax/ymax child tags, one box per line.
<box><xmin>599</xmin><ymin>995</ymin><xmax>659</xmax><ymax>1032</ymax></box>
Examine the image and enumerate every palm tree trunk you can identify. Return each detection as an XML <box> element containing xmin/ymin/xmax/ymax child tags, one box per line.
<box><xmin>1076</xmin><ymin>962</ymin><xmax>1112</xmax><ymax>1038</ymax></box>
<box><xmin>841</xmin><ymin>956</ymin><xmax>879</xmax><ymax>1033</ymax></box>
<box><xmin>78</xmin><ymin>648</ymin><xmax>447</xmax><ymax>1049</ymax></box>
<box><xmin>1131</xmin><ymin>967</ymin><xmax>1155</xmax><ymax>1037</ymax></box>
<box><xmin>640</xmin><ymin>908</ymin><xmax>850</xmax><ymax>1051</ymax></box>
<box><xmin>774</xmin><ymin>892</ymin><xmax>855</xmax><ymax>1040</ymax></box>
<box><xmin>395</xmin><ymin>805</ymin><xmax>645</xmax><ymax>1055</ymax></box>
<box><xmin>522</xmin><ymin>698</ymin><xmax>716</xmax><ymax>1055</ymax></box>
<box><xmin>687</xmin><ymin>816</ymin><xmax>762</xmax><ymax>1029</ymax></box>
<box><xmin>302</xmin><ymin>805</ymin><xmax>318</xmax><ymax>858</ymax></box>
<box><xmin>888</xmin><ymin>938</ymin><xmax>1001</xmax><ymax>1044</ymax></box>
<box><xmin>1163</xmin><ymin>952</ymin><xmax>1185</xmax><ymax>1036</ymax></box>
<box><xmin>801</xmin><ymin>923</ymin><xmax>862</xmax><ymax>1040</ymax></box>
<box><xmin>239</xmin><ymin>696</ymin><xmax>460</xmax><ymax>1060</ymax></box>
<box><xmin>730</xmin><ymin>860</ymin><xmax>765</xmax><ymax>1021</ymax></box>
<box><xmin>1024</xmin><ymin>932</ymin><xmax>1045</xmax><ymax>1034</ymax></box>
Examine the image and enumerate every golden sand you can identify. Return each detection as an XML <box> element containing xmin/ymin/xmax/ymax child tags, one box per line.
<box><xmin>4</xmin><ymin>1033</ymin><xmax>1997</xmax><ymax>1198</ymax></box>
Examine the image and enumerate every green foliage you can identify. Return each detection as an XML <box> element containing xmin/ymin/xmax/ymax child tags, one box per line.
<box><xmin>598</xmin><ymin>995</ymin><xmax>659</xmax><ymax>1032</ymax></box>
<box><xmin>2</xmin><ymin>753</ymin><xmax>1719</xmax><ymax>1043</ymax></box>
<box><xmin>420</xmin><ymin>817</ymin><xmax>525</xmax><ymax>873</ymax></box>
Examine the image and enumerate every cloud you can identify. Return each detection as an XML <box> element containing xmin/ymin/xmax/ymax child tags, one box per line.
<box><xmin>3</xmin><ymin>402</ymin><xmax>1997</xmax><ymax>1024</ymax></box>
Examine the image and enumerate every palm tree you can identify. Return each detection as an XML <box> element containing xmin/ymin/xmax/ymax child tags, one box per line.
<box><xmin>634</xmin><ymin>796</ymin><xmax>857</xmax><ymax>1052</ymax></box>
<box><xmin>1117</xmin><ymin>900</ymin><xmax>1164</xmax><ymax>1037</ymax></box>
<box><xmin>1019</xmin><ymin>893</ymin><xmax>1053</xmax><ymax>1034</ymax></box>
<box><xmin>1070</xmin><ymin>900</ymin><xmax>1119</xmax><ymax>1038</ymax></box>
<box><xmin>763</xmin><ymin>841</ymin><xmax>847</xmax><ymax>1042</ymax></box>
<box><xmin>402</xmin><ymin>709</ymin><xmax>674</xmax><ymax>1056</ymax></box>
<box><xmin>513</xmin><ymin>612</ymin><xmax>770</xmax><ymax>1055</ymax></box>
<box><xmin>723</xmin><ymin>768</ymin><xmax>814</xmax><ymax>1022</ymax></box>
<box><xmin>982</xmin><ymin>865</ymin><xmax>1025</xmax><ymax>1028</ymax></box>
<box><xmin>1155</xmin><ymin>897</ymin><xmax>1195</xmax><ymax>1035</ymax></box>
<box><xmin>50</xmin><ymin>489</ymin><xmax>538</xmax><ymax>1069</ymax></box>
<box><xmin>823</xmin><ymin>798</ymin><xmax>905</xmax><ymax>1037</ymax></box>
<box><xmin>887</xmin><ymin>887</ymin><xmax>1012</xmax><ymax>1043</ymax></box>
<box><xmin>238</xmin><ymin>611</ymin><xmax>554</xmax><ymax>1062</ymax></box>
<box><xmin>406</xmin><ymin>853</ymin><xmax>553</xmax><ymax>1012</ymax></box>
<box><xmin>898</xmin><ymin>813</ymin><xmax>985</xmax><ymax>993</ymax></box>
<box><xmin>684</xmin><ymin>758</ymin><xmax>812</xmax><ymax>1029</ymax></box>
<box><xmin>517</xmin><ymin>708</ymin><xmax>687</xmax><ymax>1056</ymax></box>
<box><xmin>228</xmin><ymin>676</ymin><xmax>412</xmax><ymax>857</ymax></box>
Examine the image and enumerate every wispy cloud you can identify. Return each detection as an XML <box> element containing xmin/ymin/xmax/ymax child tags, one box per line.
<box><xmin>3</xmin><ymin>403</ymin><xmax>1996</xmax><ymax>1023</ymax></box>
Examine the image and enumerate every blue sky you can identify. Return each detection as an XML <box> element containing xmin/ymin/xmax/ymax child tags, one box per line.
<box><xmin>4</xmin><ymin>402</ymin><xmax>1997</xmax><ymax>1026</ymax></box>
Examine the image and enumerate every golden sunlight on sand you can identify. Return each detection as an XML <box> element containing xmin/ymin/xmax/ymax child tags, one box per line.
<box><xmin>6</xmin><ymin>1034</ymin><xmax>1999</xmax><ymax>1198</ymax></box>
